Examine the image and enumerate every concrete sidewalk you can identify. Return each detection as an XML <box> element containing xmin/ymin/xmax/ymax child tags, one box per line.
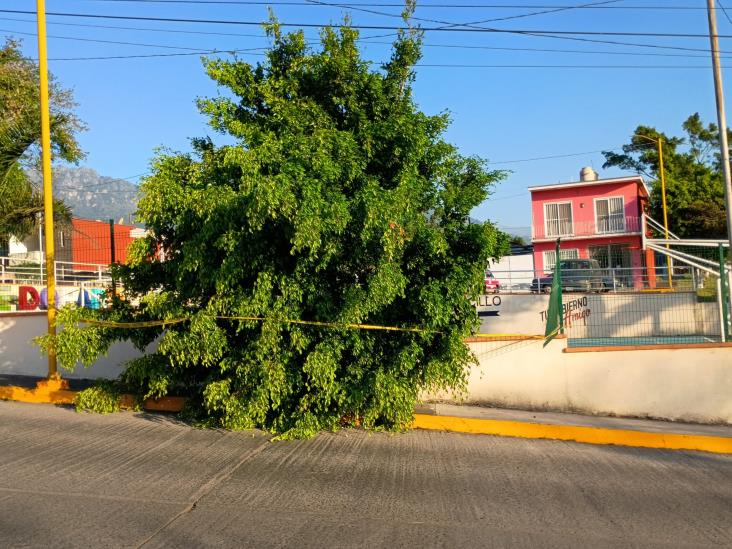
<box><xmin>417</xmin><ymin>402</ymin><xmax>732</xmax><ymax>437</ymax></box>
<box><xmin>414</xmin><ymin>403</ymin><xmax>732</xmax><ymax>454</ymax></box>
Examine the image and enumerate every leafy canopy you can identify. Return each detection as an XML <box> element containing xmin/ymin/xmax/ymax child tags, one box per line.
<box><xmin>0</xmin><ymin>39</ymin><xmax>83</xmax><ymax>240</ymax></box>
<box><xmin>602</xmin><ymin>113</ymin><xmax>729</xmax><ymax>238</ymax></box>
<box><xmin>44</xmin><ymin>17</ymin><xmax>507</xmax><ymax>438</ymax></box>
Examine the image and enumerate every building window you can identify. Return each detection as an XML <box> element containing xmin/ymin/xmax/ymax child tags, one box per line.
<box><xmin>544</xmin><ymin>202</ymin><xmax>573</xmax><ymax>237</ymax></box>
<box><xmin>595</xmin><ymin>197</ymin><xmax>625</xmax><ymax>233</ymax></box>
<box><xmin>543</xmin><ymin>248</ymin><xmax>579</xmax><ymax>271</ymax></box>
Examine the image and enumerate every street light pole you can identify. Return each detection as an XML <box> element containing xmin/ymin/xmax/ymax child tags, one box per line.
<box><xmin>36</xmin><ymin>0</ymin><xmax>57</xmax><ymax>379</ymax></box>
<box><xmin>635</xmin><ymin>133</ymin><xmax>672</xmax><ymax>287</ymax></box>
<box><xmin>706</xmin><ymin>0</ymin><xmax>732</xmax><ymax>328</ymax></box>
<box><xmin>656</xmin><ymin>137</ymin><xmax>672</xmax><ymax>288</ymax></box>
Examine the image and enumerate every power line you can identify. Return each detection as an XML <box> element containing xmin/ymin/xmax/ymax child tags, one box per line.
<box><xmin>7</xmin><ymin>24</ymin><xmax>731</xmax><ymax>59</ymax></box>
<box><xmin>0</xmin><ymin>16</ymin><xmax>277</xmax><ymax>40</ymax></box>
<box><xmin>301</xmin><ymin>0</ymin><xmax>622</xmax><ymax>30</ymax></box>
<box><xmin>296</xmin><ymin>0</ymin><xmax>732</xmax><ymax>61</ymax></box>
<box><xmin>489</xmin><ymin>192</ymin><xmax>528</xmax><ymax>201</ymax></box>
<box><xmin>491</xmin><ymin>148</ymin><xmax>619</xmax><ymax>164</ymax></box>
<box><xmin>0</xmin><ymin>27</ymin><xmax>253</xmax><ymax>51</ymax></box>
<box><xmin>719</xmin><ymin>1</ymin><xmax>732</xmax><ymax>27</ymax></box>
<box><xmin>418</xmin><ymin>64</ymin><xmax>726</xmax><ymax>68</ymax></box>
<box><xmin>385</xmin><ymin>42</ymin><xmax>730</xmax><ymax>58</ymax></box>
<box><xmin>70</xmin><ymin>1</ymin><xmax>718</xmax><ymax>9</ymax></box>
<box><xmin>4</xmin><ymin>14</ymin><xmax>727</xmax><ymax>56</ymax></box>
<box><xmin>2</xmin><ymin>9</ymin><xmax>731</xmax><ymax>38</ymax></box>
<box><xmin>47</xmin><ymin>50</ymin><xmax>263</xmax><ymax>61</ymax></box>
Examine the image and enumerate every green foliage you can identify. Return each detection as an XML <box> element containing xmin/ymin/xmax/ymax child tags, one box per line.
<box><xmin>0</xmin><ymin>38</ymin><xmax>83</xmax><ymax>239</ymax></box>
<box><xmin>42</xmin><ymin>17</ymin><xmax>506</xmax><ymax>437</ymax></box>
<box><xmin>73</xmin><ymin>380</ymin><xmax>121</xmax><ymax>414</ymax></box>
<box><xmin>602</xmin><ymin>113</ymin><xmax>728</xmax><ymax>238</ymax></box>
<box><xmin>509</xmin><ymin>235</ymin><xmax>526</xmax><ymax>247</ymax></box>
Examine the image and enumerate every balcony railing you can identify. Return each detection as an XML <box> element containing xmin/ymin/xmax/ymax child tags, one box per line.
<box><xmin>532</xmin><ymin>216</ymin><xmax>641</xmax><ymax>241</ymax></box>
<box><xmin>485</xmin><ymin>266</ymin><xmax>706</xmax><ymax>294</ymax></box>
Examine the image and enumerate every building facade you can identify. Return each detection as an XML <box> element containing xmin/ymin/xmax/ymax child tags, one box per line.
<box><xmin>529</xmin><ymin>168</ymin><xmax>654</xmax><ymax>287</ymax></box>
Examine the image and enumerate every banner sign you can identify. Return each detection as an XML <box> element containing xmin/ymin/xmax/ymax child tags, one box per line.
<box><xmin>0</xmin><ymin>284</ymin><xmax>107</xmax><ymax>313</ymax></box>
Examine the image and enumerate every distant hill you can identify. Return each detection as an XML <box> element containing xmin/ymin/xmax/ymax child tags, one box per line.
<box><xmin>30</xmin><ymin>166</ymin><xmax>140</xmax><ymax>224</ymax></box>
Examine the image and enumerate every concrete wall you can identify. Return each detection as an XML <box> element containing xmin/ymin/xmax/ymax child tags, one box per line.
<box><xmin>424</xmin><ymin>338</ymin><xmax>732</xmax><ymax>425</ymax></box>
<box><xmin>2</xmin><ymin>303</ymin><xmax>730</xmax><ymax>425</ymax></box>
<box><xmin>0</xmin><ymin>313</ymin><xmax>145</xmax><ymax>380</ymax></box>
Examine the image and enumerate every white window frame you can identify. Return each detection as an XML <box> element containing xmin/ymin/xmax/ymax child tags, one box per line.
<box><xmin>593</xmin><ymin>196</ymin><xmax>625</xmax><ymax>234</ymax></box>
<box><xmin>543</xmin><ymin>201</ymin><xmax>574</xmax><ymax>237</ymax></box>
<box><xmin>543</xmin><ymin>248</ymin><xmax>579</xmax><ymax>272</ymax></box>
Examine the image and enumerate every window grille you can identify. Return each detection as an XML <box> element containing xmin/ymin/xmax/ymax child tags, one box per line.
<box><xmin>596</xmin><ymin>197</ymin><xmax>625</xmax><ymax>233</ymax></box>
<box><xmin>544</xmin><ymin>202</ymin><xmax>573</xmax><ymax>236</ymax></box>
<box><xmin>543</xmin><ymin>248</ymin><xmax>579</xmax><ymax>271</ymax></box>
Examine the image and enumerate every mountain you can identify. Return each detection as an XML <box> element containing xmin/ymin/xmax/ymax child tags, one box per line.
<box><xmin>34</xmin><ymin>166</ymin><xmax>140</xmax><ymax>224</ymax></box>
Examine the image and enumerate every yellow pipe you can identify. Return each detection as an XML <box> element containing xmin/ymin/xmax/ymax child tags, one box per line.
<box><xmin>657</xmin><ymin>139</ymin><xmax>672</xmax><ymax>288</ymax></box>
<box><xmin>36</xmin><ymin>0</ymin><xmax>58</xmax><ymax>379</ymax></box>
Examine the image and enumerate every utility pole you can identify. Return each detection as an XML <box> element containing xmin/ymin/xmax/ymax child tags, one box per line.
<box><xmin>36</xmin><ymin>0</ymin><xmax>57</xmax><ymax>379</ymax></box>
<box><xmin>707</xmin><ymin>1</ymin><xmax>732</xmax><ymax>262</ymax></box>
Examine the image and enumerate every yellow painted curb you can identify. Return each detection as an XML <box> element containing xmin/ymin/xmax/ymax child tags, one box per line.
<box><xmin>0</xmin><ymin>384</ymin><xmax>76</xmax><ymax>405</ymax></box>
<box><xmin>3</xmin><ymin>385</ymin><xmax>730</xmax><ymax>454</ymax></box>
<box><xmin>0</xmin><ymin>383</ymin><xmax>187</xmax><ymax>412</ymax></box>
<box><xmin>412</xmin><ymin>414</ymin><xmax>732</xmax><ymax>455</ymax></box>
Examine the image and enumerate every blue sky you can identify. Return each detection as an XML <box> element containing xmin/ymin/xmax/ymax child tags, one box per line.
<box><xmin>2</xmin><ymin>0</ymin><xmax>731</xmax><ymax>237</ymax></box>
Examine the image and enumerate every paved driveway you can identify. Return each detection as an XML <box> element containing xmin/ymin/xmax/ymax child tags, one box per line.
<box><xmin>0</xmin><ymin>401</ymin><xmax>730</xmax><ymax>548</ymax></box>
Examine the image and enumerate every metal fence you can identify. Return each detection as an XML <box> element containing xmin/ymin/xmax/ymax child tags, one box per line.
<box><xmin>562</xmin><ymin>290</ymin><xmax>723</xmax><ymax>348</ymax></box>
<box><xmin>487</xmin><ymin>266</ymin><xmax>708</xmax><ymax>294</ymax></box>
<box><xmin>0</xmin><ymin>216</ymin><xmax>142</xmax><ymax>288</ymax></box>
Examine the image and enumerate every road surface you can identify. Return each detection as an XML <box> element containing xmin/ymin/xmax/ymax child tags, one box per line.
<box><xmin>0</xmin><ymin>401</ymin><xmax>730</xmax><ymax>548</ymax></box>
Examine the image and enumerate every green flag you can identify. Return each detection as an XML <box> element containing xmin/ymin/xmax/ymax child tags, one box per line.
<box><xmin>543</xmin><ymin>239</ymin><xmax>564</xmax><ymax>347</ymax></box>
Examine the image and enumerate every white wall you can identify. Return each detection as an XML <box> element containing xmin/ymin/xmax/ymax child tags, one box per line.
<box><xmin>488</xmin><ymin>254</ymin><xmax>535</xmax><ymax>287</ymax></box>
<box><xmin>0</xmin><ymin>313</ymin><xmax>145</xmax><ymax>380</ymax></box>
<box><xmin>2</xmin><ymin>304</ymin><xmax>730</xmax><ymax>425</ymax></box>
<box><xmin>8</xmin><ymin>236</ymin><xmax>29</xmax><ymax>255</ymax></box>
<box><xmin>425</xmin><ymin>338</ymin><xmax>732</xmax><ymax>425</ymax></box>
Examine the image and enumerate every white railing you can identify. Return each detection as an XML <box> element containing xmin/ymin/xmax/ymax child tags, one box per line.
<box><xmin>532</xmin><ymin>216</ymin><xmax>642</xmax><ymax>241</ymax></box>
<box><xmin>0</xmin><ymin>257</ymin><xmax>111</xmax><ymax>286</ymax></box>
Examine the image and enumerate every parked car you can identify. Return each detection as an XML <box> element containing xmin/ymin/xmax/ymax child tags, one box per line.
<box><xmin>484</xmin><ymin>269</ymin><xmax>500</xmax><ymax>293</ymax></box>
<box><xmin>530</xmin><ymin>259</ymin><xmax>607</xmax><ymax>293</ymax></box>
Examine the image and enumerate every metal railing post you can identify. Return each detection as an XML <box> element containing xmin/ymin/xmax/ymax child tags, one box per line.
<box><xmin>719</xmin><ymin>243</ymin><xmax>729</xmax><ymax>341</ymax></box>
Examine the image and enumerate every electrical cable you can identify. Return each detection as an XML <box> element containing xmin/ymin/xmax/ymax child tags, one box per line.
<box><xmin>1</xmin><ymin>9</ymin><xmax>730</xmax><ymax>38</ymax></box>
<box><xmin>6</xmin><ymin>24</ymin><xmax>731</xmax><ymax>59</ymax></box>
<box><xmin>3</xmin><ymin>14</ymin><xmax>727</xmax><ymax>56</ymax></box>
<box><xmin>68</xmin><ymin>1</ymin><xmax>716</xmax><ymax>10</ymax></box>
<box><xmin>491</xmin><ymin>148</ymin><xmax>620</xmax><ymax>164</ymax></box>
<box><xmin>718</xmin><ymin>0</ymin><xmax>732</xmax><ymax>27</ymax></box>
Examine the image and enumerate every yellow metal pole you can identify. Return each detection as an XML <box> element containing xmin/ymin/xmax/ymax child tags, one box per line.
<box><xmin>657</xmin><ymin>139</ymin><xmax>672</xmax><ymax>288</ymax></box>
<box><xmin>36</xmin><ymin>0</ymin><xmax>58</xmax><ymax>379</ymax></box>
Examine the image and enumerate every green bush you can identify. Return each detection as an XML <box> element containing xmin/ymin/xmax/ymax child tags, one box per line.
<box><xmin>73</xmin><ymin>380</ymin><xmax>121</xmax><ymax>414</ymax></box>
<box><xmin>39</xmin><ymin>14</ymin><xmax>507</xmax><ymax>438</ymax></box>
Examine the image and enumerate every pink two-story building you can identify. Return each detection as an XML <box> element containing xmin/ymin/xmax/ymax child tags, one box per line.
<box><xmin>529</xmin><ymin>167</ymin><xmax>655</xmax><ymax>287</ymax></box>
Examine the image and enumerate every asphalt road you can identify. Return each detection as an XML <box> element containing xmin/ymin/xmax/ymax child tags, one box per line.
<box><xmin>0</xmin><ymin>401</ymin><xmax>730</xmax><ymax>548</ymax></box>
